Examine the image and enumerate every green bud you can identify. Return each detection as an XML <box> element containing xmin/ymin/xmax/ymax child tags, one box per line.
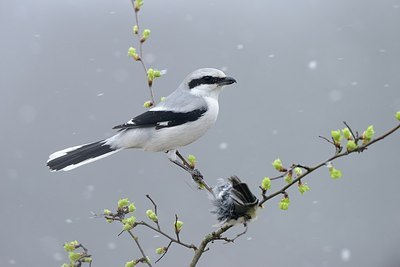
<box><xmin>143</xmin><ymin>101</ymin><xmax>153</xmax><ymax>108</ymax></box>
<box><xmin>68</xmin><ymin>252</ymin><xmax>81</xmax><ymax>262</ymax></box>
<box><xmin>123</xmin><ymin>223</ymin><xmax>133</xmax><ymax>231</ymax></box>
<box><xmin>103</xmin><ymin>209</ymin><xmax>111</xmax><ymax>215</ymax></box>
<box><xmin>331</xmin><ymin>129</ymin><xmax>342</xmax><ymax>144</ymax></box>
<box><xmin>61</xmin><ymin>264</ymin><xmax>70</xmax><ymax>267</ymax></box>
<box><xmin>160</xmin><ymin>96</ymin><xmax>166</xmax><ymax>102</ymax></box>
<box><xmin>127</xmin><ymin>47</ymin><xmax>139</xmax><ymax>60</ymax></box>
<box><xmin>197</xmin><ymin>182</ymin><xmax>206</xmax><ymax>190</ymax></box>
<box><xmin>155</xmin><ymin>247</ymin><xmax>165</xmax><ymax>255</ymax></box>
<box><xmin>396</xmin><ymin>111</ymin><xmax>400</xmax><ymax>121</ymax></box>
<box><xmin>134</xmin><ymin>0</ymin><xmax>143</xmax><ymax>11</ymax></box>
<box><xmin>279</xmin><ymin>197</ymin><xmax>290</xmax><ymax>210</ymax></box>
<box><xmin>284</xmin><ymin>174</ymin><xmax>292</xmax><ymax>184</ymax></box>
<box><xmin>175</xmin><ymin>220</ymin><xmax>184</xmax><ymax>232</ymax></box>
<box><xmin>125</xmin><ymin>260</ymin><xmax>137</xmax><ymax>267</ymax></box>
<box><xmin>147</xmin><ymin>68</ymin><xmax>155</xmax><ymax>81</ymax></box>
<box><xmin>362</xmin><ymin>125</ymin><xmax>375</xmax><ymax>142</ymax></box>
<box><xmin>261</xmin><ymin>177</ymin><xmax>271</xmax><ymax>191</ymax></box>
<box><xmin>272</xmin><ymin>158</ymin><xmax>284</xmax><ymax>172</ymax></box>
<box><xmin>133</xmin><ymin>25</ymin><xmax>139</xmax><ymax>34</ymax></box>
<box><xmin>141</xmin><ymin>29</ymin><xmax>151</xmax><ymax>42</ymax></box>
<box><xmin>146</xmin><ymin>209</ymin><xmax>158</xmax><ymax>222</ymax></box>
<box><xmin>298</xmin><ymin>183</ymin><xmax>311</xmax><ymax>194</ymax></box>
<box><xmin>342</xmin><ymin>128</ymin><xmax>352</xmax><ymax>140</ymax></box>
<box><xmin>125</xmin><ymin>216</ymin><xmax>136</xmax><ymax>226</ymax></box>
<box><xmin>294</xmin><ymin>167</ymin><xmax>303</xmax><ymax>176</ymax></box>
<box><xmin>106</xmin><ymin>218</ymin><xmax>113</xmax><ymax>223</ymax></box>
<box><xmin>329</xmin><ymin>167</ymin><xmax>342</xmax><ymax>179</ymax></box>
<box><xmin>154</xmin><ymin>70</ymin><xmax>161</xmax><ymax>77</ymax></box>
<box><xmin>187</xmin><ymin>154</ymin><xmax>197</xmax><ymax>168</ymax></box>
<box><xmin>346</xmin><ymin>140</ymin><xmax>358</xmax><ymax>152</ymax></box>
<box><xmin>63</xmin><ymin>241</ymin><xmax>79</xmax><ymax>252</ymax></box>
<box><xmin>128</xmin><ymin>203</ymin><xmax>136</xmax><ymax>213</ymax></box>
<box><xmin>127</xmin><ymin>47</ymin><xmax>136</xmax><ymax>57</ymax></box>
<box><xmin>118</xmin><ymin>198</ymin><xmax>130</xmax><ymax>209</ymax></box>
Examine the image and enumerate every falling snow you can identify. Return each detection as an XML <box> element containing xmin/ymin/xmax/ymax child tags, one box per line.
<box><xmin>308</xmin><ymin>60</ymin><xmax>318</xmax><ymax>70</ymax></box>
<box><xmin>219</xmin><ymin>142</ymin><xmax>228</xmax><ymax>150</ymax></box>
<box><xmin>341</xmin><ymin>248</ymin><xmax>351</xmax><ymax>262</ymax></box>
<box><xmin>236</xmin><ymin>44</ymin><xmax>244</xmax><ymax>50</ymax></box>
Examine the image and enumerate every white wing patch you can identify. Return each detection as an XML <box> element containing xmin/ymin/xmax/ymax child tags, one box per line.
<box><xmin>158</xmin><ymin>121</ymin><xmax>169</xmax><ymax>126</ymax></box>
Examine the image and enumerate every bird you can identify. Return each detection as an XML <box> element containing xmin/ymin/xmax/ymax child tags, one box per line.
<box><xmin>211</xmin><ymin>176</ymin><xmax>259</xmax><ymax>225</ymax></box>
<box><xmin>47</xmin><ymin>68</ymin><xmax>236</xmax><ymax>172</ymax></box>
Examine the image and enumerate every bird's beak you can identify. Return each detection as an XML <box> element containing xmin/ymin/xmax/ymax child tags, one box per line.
<box><xmin>218</xmin><ymin>76</ymin><xmax>237</xmax><ymax>86</ymax></box>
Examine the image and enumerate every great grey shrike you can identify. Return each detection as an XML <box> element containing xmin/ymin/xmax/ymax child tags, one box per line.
<box><xmin>47</xmin><ymin>68</ymin><xmax>236</xmax><ymax>171</ymax></box>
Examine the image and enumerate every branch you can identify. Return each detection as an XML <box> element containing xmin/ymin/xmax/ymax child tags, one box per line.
<box><xmin>260</xmin><ymin>123</ymin><xmax>400</xmax><ymax>205</ymax></box>
<box><xmin>134</xmin><ymin>220</ymin><xmax>196</xmax><ymax>250</ymax></box>
<box><xmin>190</xmin><ymin>225</ymin><xmax>233</xmax><ymax>267</ymax></box>
<box><xmin>129</xmin><ymin>0</ymin><xmax>156</xmax><ymax>105</ymax></box>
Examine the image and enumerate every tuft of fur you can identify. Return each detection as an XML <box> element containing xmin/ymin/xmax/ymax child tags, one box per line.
<box><xmin>211</xmin><ymin>176</ymin><xmax>259</xmax><ymax>225</ymax></box>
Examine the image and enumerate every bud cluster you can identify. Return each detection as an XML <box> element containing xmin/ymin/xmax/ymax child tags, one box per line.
<box><xmin>61</xmin><ymin>241</ymin><xmax>92</xmax><ymax>267</ymax></box>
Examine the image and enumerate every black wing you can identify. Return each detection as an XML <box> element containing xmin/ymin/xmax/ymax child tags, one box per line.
<box><xmin>113</xmin><ymin>107</ymin><xmax>207</xmax><ymax>130</ymax></box>
<box><xmin>229</xmin><ymin>176</ymin><xmax>259</xmax><ymax>211</ymax></box>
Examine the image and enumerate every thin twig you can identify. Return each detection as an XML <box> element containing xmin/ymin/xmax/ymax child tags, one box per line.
<box><xmin>127</xmin><ymin>231</ymin><xmax>152</xmax><ymax>267</ymax></box>
<box><xmin>146</xmin><ymin>194</ymin><xmax>161</xmax><ymax>230</ymax></box>
<box><xmin>129</xmin><ymin>0</ymin><xmax>155</xmax><ymax>104</ymax></box>
<box><xmin>155</xmin><ymin>241</ymin><xmax>173</xmax><ymax>263</ymax></box>
<box><xmin>170</xmin><ymin>157</ymin><xmax>214</xmax><ymax>195</ymax></box>
<box><xmin>135</xmin><ymin>221</ymin><xmax>196</xmax><ymax>250</ymax></box>
<box><xmin>343</xmin><ymin>121</ymin><xmax>357</xmax><ymax>141</ymax></box>
<box><xmin>318</xmin><ymin>135</ymin><xmax>335</xmax><ymax>146</ymax></box>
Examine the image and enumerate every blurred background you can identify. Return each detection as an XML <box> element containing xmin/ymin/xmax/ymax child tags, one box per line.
<box><xmin>1</xmin><ymin>0</ymin><xmax>400</xmax><ymax>266</ymax></box>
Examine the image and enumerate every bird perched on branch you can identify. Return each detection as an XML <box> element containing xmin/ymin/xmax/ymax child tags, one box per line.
<box><xmin>47</xmin><ymin>68</ymin><xmax>236</xmax><ymax>171</ymax></box>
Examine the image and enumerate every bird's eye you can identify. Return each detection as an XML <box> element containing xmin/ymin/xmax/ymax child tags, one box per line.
<box><xmin>203</xmin><ymin>76</ymin><xmax>212</xmax><ymax>81</ymax></box>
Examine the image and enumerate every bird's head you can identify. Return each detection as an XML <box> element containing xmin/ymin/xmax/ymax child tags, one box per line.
<box><xmin>183</xmin><ymin>68</ymin><xmax>236</xmax><ymax>99</ymax></box>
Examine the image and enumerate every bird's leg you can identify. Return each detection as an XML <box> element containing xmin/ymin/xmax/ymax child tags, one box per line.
<box><xmin>230</xmin><ymin>223</ymin><xmax>248</xmax><ymax>243</ymax></box>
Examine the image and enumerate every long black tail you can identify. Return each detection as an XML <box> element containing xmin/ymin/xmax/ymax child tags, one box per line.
<box><xmin>47</xmin><ymin>140</ymin><xmax>121</xmax><ymax>171</ymax></box>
